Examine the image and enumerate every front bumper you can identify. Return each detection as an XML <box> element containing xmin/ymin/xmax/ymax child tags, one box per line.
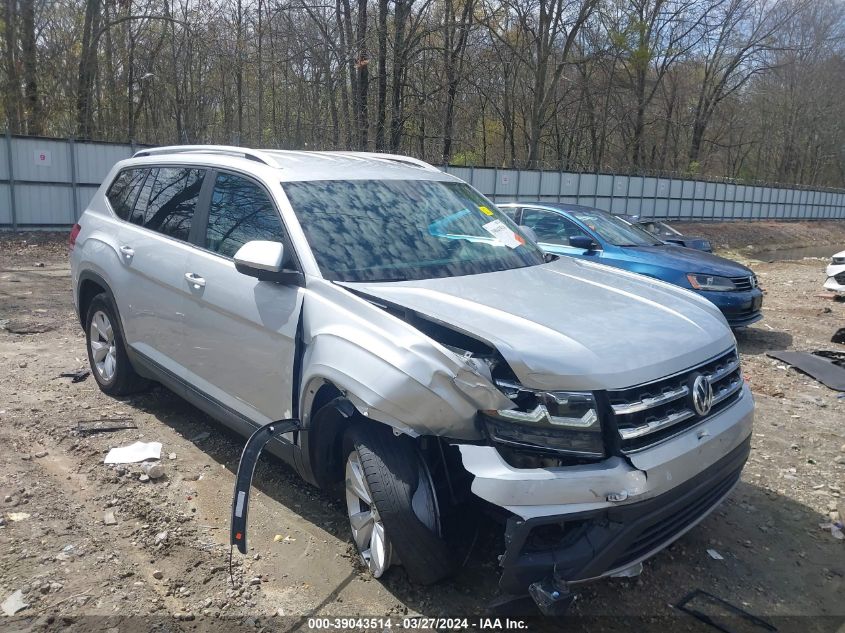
<box><xmin>697</xmin><ymin>288</ymin><xmax>763</xmax><ymax>328</ymax></box>
<box><xmin>497</xmin><ymin>436</ymin><xmax>749</xmax><ymax>594</ymax></box>
<box><xmin>457</xmin><ymin>383</ymin><xmax>753</xmax><ymax>594</ymax></box>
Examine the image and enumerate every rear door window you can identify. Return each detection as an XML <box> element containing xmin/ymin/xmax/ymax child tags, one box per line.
<box><xmin>205</xmin><ymin>172</ymin><xmax>285</xmax><ymax>258</ymax></box>
<box><xmin>131</xmin><ymin>167</ymin><xmax>205</xmax><ymax>241</ymax></box>
<box><xmin>106</xmin><ymin>169</ymin><xmax>148</xmax><ymax>220</ymax></box>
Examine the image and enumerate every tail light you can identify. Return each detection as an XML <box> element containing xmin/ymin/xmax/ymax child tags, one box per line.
<box><xmin>69</xmin><ymin>223</ymin><xmax>81</xmax><ymax>251</ymax></box>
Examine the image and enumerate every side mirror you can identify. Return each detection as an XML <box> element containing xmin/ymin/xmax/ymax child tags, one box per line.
<box><xmin>518</xmin><ymin>225</ymin><xmax>538</xmax><ymax>243</ymax></box>
<box><xmin>569</xmin><ymin>235</ymin><xmax>597</xmax><ymax>250</ymax></box>
<box><xmin>233</xmin><ymin>241</ymin><xmax>301</xmax><ymax>284</ymax></box>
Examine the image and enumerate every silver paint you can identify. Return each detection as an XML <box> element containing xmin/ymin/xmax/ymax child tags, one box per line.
<box><xmin>71</xmin><ymin>149</ymin><xmax>754</xmax><ymax>527</ymax></box>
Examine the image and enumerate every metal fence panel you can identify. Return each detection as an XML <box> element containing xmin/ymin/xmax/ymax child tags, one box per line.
<box><xmin>2</xmin><ymin>133</ymin><xmax>844</xmax><ymax>229</ymax></box>
<box><xmin>0</xmin><ymin>183</ymin><xmax>11</xmax><ymax>224</ymax></box>
<box><xmin>75</xmin><ymin>143</ymin><xmax>133</xmax><ymax>183</ymax></box>
<box><xmin>15</xmin><ymin>183</ymin><xmax>72</xmax><ymax>224</ymax></box>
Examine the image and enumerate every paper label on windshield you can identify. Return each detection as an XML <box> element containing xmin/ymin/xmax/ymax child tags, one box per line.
<box><xmin>482</xmin><ymin>219</ymin><xmax>523</xmax><ymax>249</ymax></box>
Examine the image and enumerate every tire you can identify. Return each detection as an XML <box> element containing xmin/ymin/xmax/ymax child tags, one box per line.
<box><xmin>344</xmin><ymin>424</ymin><xmax>456</xmax><ymax>585</ymax></box>
<box><xmin>84</xmin><ymin>292</ymin><xmax>148</xmax><ymax>396</ymax></box>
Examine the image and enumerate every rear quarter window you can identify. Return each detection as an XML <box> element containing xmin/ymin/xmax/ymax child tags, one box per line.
<box><xmin>106</xmin><ymin>169</ymin><xmax>148</xmax><ymax>220</ymax></box>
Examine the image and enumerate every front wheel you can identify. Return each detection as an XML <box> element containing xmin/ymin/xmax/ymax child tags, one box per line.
<box><xmin>344</xmin><ymin>424</ymin><xmax>455</xmax><ymax>584</ymax></box>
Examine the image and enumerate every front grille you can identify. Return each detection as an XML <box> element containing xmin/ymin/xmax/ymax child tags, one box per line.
<box><xmin>608</xmin><ymin>348</ymin><xmax>743</xmax><ymax>453</ymax></box>
<box><xmin>608</xmin><ymin>461</ymin><xmax>741</xmax><ymax>570</ymax></box>
<box><xmin>730</xmin><ymin>275</ymin><xmax>756</xmax><ymax>291</ymax></box>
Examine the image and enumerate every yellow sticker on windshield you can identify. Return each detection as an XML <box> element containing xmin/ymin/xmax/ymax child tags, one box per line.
<box><xmin>478</xmin><ymin>205</ymin><xmax>494</xmax><ymax>216</ymax></box>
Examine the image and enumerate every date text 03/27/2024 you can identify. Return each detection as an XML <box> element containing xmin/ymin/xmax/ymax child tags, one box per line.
<box><xmin>306</xmin><ymin>618</ymin><xmax>529</xmax><ymax>630</ymax></box>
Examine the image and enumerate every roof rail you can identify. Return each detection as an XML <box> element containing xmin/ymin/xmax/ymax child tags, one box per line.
<box><xmin>332</xmin><ymin>151</ymin><xmax>441</xmax><ymax>172</ymax></box>
<box><xmin>132</xmin><ymin>145</ymin><xmax>277</xmax><ymax>167</ymax></box>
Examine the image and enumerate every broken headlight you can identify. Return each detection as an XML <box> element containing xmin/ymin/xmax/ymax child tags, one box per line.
<box><xmin>483</xmin><ymin>379</ymin><xmax>604</xmax><ymax>459</ymax></box>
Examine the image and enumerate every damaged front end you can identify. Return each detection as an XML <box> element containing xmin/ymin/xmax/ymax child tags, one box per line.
<box><xmin>293</xmin><ymin>278</ymin><xmax>752</xmax><ymax>614</ymax></box>
<box><xmin>299</xmin><ymin>279</ymin><xmax>514</xmax><ymax>440</ymax></box>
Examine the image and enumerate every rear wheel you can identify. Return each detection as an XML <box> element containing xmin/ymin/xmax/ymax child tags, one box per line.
<box><xmin>344</xmin><ymin>424</ymin><xmax>455</xmax><ymax>584</ymax></box>
<box><xmin>85</xmin><ymin>293</ymin><xmax>147</xmax><ymax>396</ymax></box>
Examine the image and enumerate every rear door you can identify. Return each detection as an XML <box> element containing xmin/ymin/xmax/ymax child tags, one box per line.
<box><xmin>116</xmin><ymin>165</ymin><xmax>209</xmax><ymax>379</ymax></box>
<box><xmin>181</xmin><ymin>170</ymin><xmax>304</xmax><ymax>440</ymax></box>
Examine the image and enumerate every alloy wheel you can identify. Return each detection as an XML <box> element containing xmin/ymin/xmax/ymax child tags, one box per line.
<box><xmin>89</xmin><ymin>310</ymin><xmax>117</xmax><ymax>382</ymax></box>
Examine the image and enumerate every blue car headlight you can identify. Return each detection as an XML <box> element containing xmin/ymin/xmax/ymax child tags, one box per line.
<box><xmin>687</xmin><ymin>273</ymin><xmax>736</xmax><ymax>291</ymax></box>
<box><xmin>483</xmin><ymin>379</ymin><xmax>604</xmax><ymax>458</ymax></box>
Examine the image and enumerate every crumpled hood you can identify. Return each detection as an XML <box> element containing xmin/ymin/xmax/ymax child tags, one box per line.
<box><xmin>623</xmin><ymin>244</ymin><xmax>751</xmax><ymax>276</ymax></box>
<box><xmin>341</xmin><ymin>257</ymin><xmax>735</xmax><ymax>391</ymax></box>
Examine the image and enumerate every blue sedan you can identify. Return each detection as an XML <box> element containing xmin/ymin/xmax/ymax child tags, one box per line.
<box><xmin>500</xmin><ymin>202</ymin><xmax>763</xmax><ymax>328</ymax></box>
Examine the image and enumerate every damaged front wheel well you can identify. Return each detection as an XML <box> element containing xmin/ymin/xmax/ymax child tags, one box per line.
<box><xmin>307</xmin><ymin>383</ymin><xmax>347</xmax><ymax>490</ymax></box>
<box><xmin>305</xmin><ymin>382</ymin><xmax>474</xmax><ymax>508</ymax></box>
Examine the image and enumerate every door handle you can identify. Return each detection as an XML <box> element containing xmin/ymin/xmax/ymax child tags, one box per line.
<box><xmin>185</xmin><ymin>272</ymin><xmax>206</xmax><ymax>288</ymax></box>
<box><xmin>119</xmin><ymin>245</ymin><xmax>135</xmax><ymax>258</ymax></box>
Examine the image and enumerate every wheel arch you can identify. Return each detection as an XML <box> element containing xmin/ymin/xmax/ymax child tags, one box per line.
<box><xmin>77</xmin><ymin>270</ymin><xmax>116</xmax><ymax>328</ymax></box>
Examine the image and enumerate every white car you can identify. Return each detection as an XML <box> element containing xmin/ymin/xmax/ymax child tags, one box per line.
<box><xmin>824</xmin><ymin>250</ymin><xmax>845</xmax><ymax>294</ymax></box>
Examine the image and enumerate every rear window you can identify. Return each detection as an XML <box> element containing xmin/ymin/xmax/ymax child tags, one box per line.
<box><xmin>129</xmin><ymin>167</ymin><xmax>205</xmax><ymax>241</ymax></box>
<box><xmin>106</xmin><ymin>169</ymin><xmax>148</xmax><ymax>220</ymax></box>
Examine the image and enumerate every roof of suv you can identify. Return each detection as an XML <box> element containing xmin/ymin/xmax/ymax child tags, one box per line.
<box><xmin>128</xmin><ymin>146</ymin><xmax>454</xmax><ymax>182</ymax></box>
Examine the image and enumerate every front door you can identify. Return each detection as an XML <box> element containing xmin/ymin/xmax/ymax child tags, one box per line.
<box><xmin>180</xmin><ymin>170</ymin><xmax>304</xmax><ymax>439</ymax></box>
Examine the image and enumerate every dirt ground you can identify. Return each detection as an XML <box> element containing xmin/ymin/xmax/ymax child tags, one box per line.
<box><xmin>0</xmin><ymin>223</ymin><xmax>843</xmax><ymax>632</ymax></box>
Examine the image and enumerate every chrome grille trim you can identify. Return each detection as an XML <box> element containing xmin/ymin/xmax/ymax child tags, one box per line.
<box><xmin>730</xmin><ymin>275</ymin><xmax>755</xmax><ymax>291</ymax></box>
<box><xmin>617</xmin><ymin>376</ymin><xmax>743</xmax><ymax>441</ymax></box>
<box><xmin>611</xmin><ymin>385</ymin><xmax>689</xmax><ymax>415</ymax></box>
<box><xmin>609</xmin><ymin>347</ymin><xmax>743</xmax><ymax>452</ymax></box>
<box><xmin>619</xmin><ymin>409</ymin><xmax>696</xmax><ymax>440</ymax></box>
<box><xmin>704</xmin><ymin>356</ymin><xmax>741</xmax><ymax>383</ymax></box>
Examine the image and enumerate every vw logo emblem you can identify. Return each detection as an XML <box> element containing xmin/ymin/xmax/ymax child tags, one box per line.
<box><xmin>691</xmin><ymin>374</ymin><xmax>714</xmax><ymax>416</ymax></box>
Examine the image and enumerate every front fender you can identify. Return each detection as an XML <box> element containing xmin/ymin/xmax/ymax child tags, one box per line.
<box><xmin>298</xmin><ymin>280</ymin><xmax>512</xmax><ymax>440</ymax></box>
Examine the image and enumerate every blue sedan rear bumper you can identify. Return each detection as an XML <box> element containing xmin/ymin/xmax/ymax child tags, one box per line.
<box><xmin>697</xmin><ymin>288</ymin><xmax>763</xmax><ymax>328</ymax></box>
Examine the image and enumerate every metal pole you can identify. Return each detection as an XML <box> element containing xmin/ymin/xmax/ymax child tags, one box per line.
<box><xmin>69</xmin><ymin>137</ymin><xmax>80</xmax><ymax>222</ymax></box>
<box><xmin>5</xmin><ymin>129</ymin><xmax>17</xmax><ymax>233</ymax></box>
<box><xmin>610</xmin><ymin>173</ymin><xmax>616</xmax><ymax>214</ymax></box>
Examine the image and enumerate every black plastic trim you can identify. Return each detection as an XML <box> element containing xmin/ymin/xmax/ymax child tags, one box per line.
<box><xmin>497</xmin><ymin>435</ymin><xmax>751</xmax><ymax>595</ymax></box>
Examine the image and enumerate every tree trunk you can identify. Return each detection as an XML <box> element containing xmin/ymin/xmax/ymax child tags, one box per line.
<box><xmin>20</xmin><ymin>0</ymin><xmax>41</xmax><ymax>135</ymax></box>
<box><xmin>236</xmin><ymin>0</ymin><xmax>244</xmax><ymax>144</ymax></box>
<box><xmin>374</xmin><ymin>0</ymin><xmax>387</xmax><ymax>150</ymax></box>
<box><xmin>335</xmin><ymin>0</ymin><xmax>351</xmax><ymax>146</ymax></box>
<box><xmin>354</xmin><ymin>0</ymin><xmax>369</xmax><ymax>149</ymax></box>
<box><xmin>257</xmin><ymin>0</ymin><xmax>263</xmax><ymax>145</ymax></box>
<box><xmin>3</xmin><ymin>0</ymin><xmax>20</xmax><ymax>133</ymax></box>
<box><xmin>388</xmin><ymin>0</ymin><xmax>408</xmax><ymax>152</ymax></box>
<box><xmin>76</xmin><ymin>0</ymin><xmax>101</xmax><ymax>139</ymax></box>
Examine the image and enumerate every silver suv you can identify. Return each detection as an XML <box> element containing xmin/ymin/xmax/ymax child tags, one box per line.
<box><xmin>70</xmin><ymin>146</ymin><xmax>753</xmax><ymax>612</ymax></box>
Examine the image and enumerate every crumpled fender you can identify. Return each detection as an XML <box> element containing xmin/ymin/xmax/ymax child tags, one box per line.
<box><xmin>298</xmin><ymin>279</ymin><xmax>512</xmax><ymax>439</ymax></box>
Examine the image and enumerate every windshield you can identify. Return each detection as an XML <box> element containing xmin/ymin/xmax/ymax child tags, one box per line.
<box><xmin>640</xmin><ymin>221</ymin><xmax>679</xmax><ymax>238</ymax></box>
<box><xmin>569</xmin><ymin>209</ymin><xmax>663</xmax><ymax>247</ymax></box>
<box><xmin>282</xmin><ymin>179</ymin><xmax>546</xmax><ymax>282</ymax></box>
